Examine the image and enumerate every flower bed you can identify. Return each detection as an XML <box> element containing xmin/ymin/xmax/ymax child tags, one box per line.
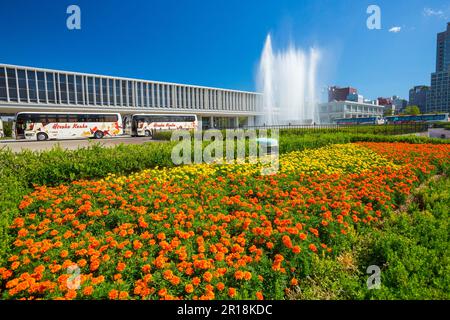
<box><xmin>1</xmin><ymin>142</ymin><xmax>449</xmax><ymax>300</ymax></box>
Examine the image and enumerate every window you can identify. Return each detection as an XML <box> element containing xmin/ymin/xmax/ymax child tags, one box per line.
<box><xmin>87</xmin><ymin>77</ymin><xmax>94</xmax><ymax>105</ymax></box>
<box><xmin>68</xmin><ymin>115</ymin><xmax>78</xmax><ymax>123</ymax></box>
<box><xmin>27</xmin><ymin>71</ymin><xmax>37</xmax><ymax>103</ymax></box>
<box><xmin>46</xmin><ymin>114</ymin><xmax>58</xmax><ymax>123</ymax></box>
<box><xmin>137</xmin><ymin>82</ymin><xmax>142</xmax><ymax>107</ymax></box>
<box><xmin>7</xmin><ymin>68</ymin><xmax>18</xmax><ymax>102</ymax></box>
<box><xmin>0</xmin><ymin>68</ymin><xmax>7</xmax><ymax>101</ymax></box>
<box><xmin>157</xmin><ymin>84</ymin><xmax>162</xmax><ymax>107</ymax></box>
<box><xmin>115</xmin><ymin>80</ymin><xmax>121</xmax><ymax>105</ymax></box>
<box><xmin>75</xmin><ymin>76</ymin><xmax>83</xmax><ymax>104</ymax></box>
<box><xmin>108</xmin><ymin>79</ymin><xmax>114</xmax><ymax>105</ymax></box>
<box><xmin>59</xmin><ymin>74</ymin><xmax>68</xmax><ymax>104</ymax></box>
<box><xmin>104</xmin><ymin>114</ymin><xmax>118</xmax><ymax>122</ymax></box>
<box><xmin>83</xmin><ymin>114</ymin><xmax>118</xmax><ymax>122</ymax></box>
<box><xmin>68</xmin><ymin>75</ymin><xmax>75</xmax><ymax>104</ymax></box>
<box><xmin>102</xmin><ymin>78</ymin><xmax>108</xmax><ymax>105</ymax></box>
<box><xmin>17</xmin><ymin>69</ymin><xmax>28</xmax><ymax>101</ymax></box>
<box><xmin>167</xmin><ymin>85</ymin><xmax>172</xmax><ymax>107</ymax></box>
<box><xmin>95</xmin><ymin>78</ymin><xmax>101</xmax><ymax>105</ymax></box>
<box><xmin>37</xmin><ymin>72</ymin><xmax>47</xmax><ymax>103</ymax></box>
<box><xmin>122</xmin><ymin>80</ymin><xmax>127</xmax><ymax>105</ymax></box>
<box><xmin>144</xmin><ymin>83</ymin><xmax>149</xmax><ymax>107</ymax></box>
<box><xmin>160</xmin><ymin>85</ymin><xmax>165</xmax><ymax>107</ymax></box>
<box><xmin>46</xmin><ymin>73</ymin><xmax>55</xmax><ymax>103</ymax></box>
<box><xmin>128</xmin><ymin>81</ymin><xmax>133</xmax><ymax>106</ymax></box>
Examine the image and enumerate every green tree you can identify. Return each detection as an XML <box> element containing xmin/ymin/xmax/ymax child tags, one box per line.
<box><xmin>402</xmin><ymin>105</ymin><xmax>421</xmax><ymax>115</ymax></box>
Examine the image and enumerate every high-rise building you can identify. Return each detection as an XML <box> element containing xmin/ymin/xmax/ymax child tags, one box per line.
<box><xmin>408</xmin><ymin>85</ymin><xmax>429</xmax><ymax>113</ymax></box>
<box><xmin>392</xmin><ymin>96</ymin><xmax>408</xmax><ymax>113</ymax></box>
<box><xmin>436</xmin><ymin>22</ymin><xmax>450</xmax><ymax>73</ymax></box>
<box><xmin>328</xmin><ymin>86</ymin><xmax>357</xmax><ymax>102</ymax></box>
<box><xmin>426</xmin><ymin>22</ymin><xmax>450</xmax><ymax>113</ymax></box>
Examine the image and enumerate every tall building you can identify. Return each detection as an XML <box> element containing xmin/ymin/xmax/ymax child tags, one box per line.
<box><xmin>436</xmin><ymin>22</ymin><xmax>450</xmax><ymax>73</ymax></box>
<box><xmin>392</xmin><ymin>96</ymin><xmax>408</xmax><ymax>113</ymax></box>
<box><xmin>408</xmin><ymin>85</ymin><xmax>429</xmax><ymax>113</ymax></box>
<box><xmin>426</xmin><ymin>22</ymin><xmax>450</xmax><ymax>113</ymax></box>
<box><xmin>328</xmin><ymin>86</ymin><xmax>357</xmax><ymax>102</ymax></box>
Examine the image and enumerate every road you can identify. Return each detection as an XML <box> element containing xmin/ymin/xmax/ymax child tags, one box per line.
<box><xmin>0</xmin><ymin>136</ymin><xmax>160</xmax><ymax>152</ymax></box>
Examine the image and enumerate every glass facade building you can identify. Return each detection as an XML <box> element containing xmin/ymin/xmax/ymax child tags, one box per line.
<box><xmin>0</xmin><ymin>64</ymin><xmax>261</xmax><ymax>127</ymax></box>
<box><xmin>427</xmin><ymin>23</ymin><xmax>450</xmax><ymax>113</ymax></box>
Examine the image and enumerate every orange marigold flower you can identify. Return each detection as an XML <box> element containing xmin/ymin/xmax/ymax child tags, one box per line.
<box><xmin>309</xmin><ymin>244</ymin><xmax>318</xmax><ymax>253</ymax></box>
<box><xmin>119</xmin><ymin>291</ymin><xmax>128</xmax><ymax>300</ymax></box>
<box><xmin>83</xmin><ymin>286</ymin><xmax>94</xmax><ymax>296</ymax></box>
<box><xmin>185</xmin><ymin>284</ymin><xmax>194</xmax><ymax>294</ymax></box>
<box><xmin>116</xmin><ymin>262</ymin><xmax>126</xmax><ymax>272</ymax></box>
<box><xmin>157</xmin><ymin>233</ymin><xmax>166</xmax><ymax>241</ymax></box>
<box><xmin>142</xmin><ymin>264</ymin><xmax>151</xmax><ymax>274</ymax></box>
<box><xmin>234</xmin><ymin>270</ymin><xmax>244</xmax><ymax>280</ymax></box>
<box><xmin>163</xmin><ymin>270</ymin><xmax>174</xmax><ymax>280</ymax></box>
<box><xmin>192</xmin><ymin>277</ymin><xmax>201</xmax><ymax>286</ymax></box>
<box><xmin>77</xmin><ymin>259</ymin><xmax>87</xmax><ymax>268</ymax></box>
<box><xmin>90</xmin><ymin>260</ymin><xmax>100</xmax><ymax>272</ymax></box>
<box><xmin>292</xmin><ymin>246</ymin><xmax>301</xmax><ymax>254</ymax></box>
<box><xmin>65</xmin><ymin>289</ymin><xmax>77</xmax><ymax>300</ymax></box>
<box><xmin>290</xmin><ymin>278</ymin><xmax>298</xmax><ymax>286</ymax></box>
<box><xmin>256</xmin><ymin>291</ymin><xmax>264</xmax><ymax>300</ymax></box>
<box><xmin>203</xmin><ymin>271</ymin><xmax>213</xmax><ymax>283</ymax></box>
<box><xmin>228</xmin><ymin>287</ymin><xmax>236</xmax><ymax>298</ymax></box>
<box><xmin>158</xmin><ymin>288</ymin><xmax>167</xmax><ymax>297</ymax></box>
<box><xmin>170</xmin><ymin>276</ymin><xmax>180</xmax><ymax>286</ymax></box>
<box><xmin>216</xmin><ymin>282</ymin><xmax>225</xmax><ymax>291</ymax></box>
<box><xmin>108</xmin><ymin>289</ymin><xmax>119</xmax><ymax>299</ymax></box>
<box><xmin>124</xmin><ymin>250</ymin><xmax>133</xmax><ymax>258</ymax></box>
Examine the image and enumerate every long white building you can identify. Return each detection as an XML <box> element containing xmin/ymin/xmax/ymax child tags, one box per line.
<box><xmin>0</xmin><ymin>64</ymin><xmax>262</xmax><ymax>128</ymax></box>
<box><xmin>318</xmin><ymin>100</ymin><xmax>385</xmax><ymax>123</ymax></box>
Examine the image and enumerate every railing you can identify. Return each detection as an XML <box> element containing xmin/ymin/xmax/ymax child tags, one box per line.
<box><xmin>212</xmin><ymin>122</ymin><xmax>430</xmax><ymax>135</ymax></box>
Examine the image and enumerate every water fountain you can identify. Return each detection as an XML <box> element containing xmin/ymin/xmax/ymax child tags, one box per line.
<box><xmin>257</xmin><ymin>34</ymin><xmax>321</xmax><ymax>125</ymax></box>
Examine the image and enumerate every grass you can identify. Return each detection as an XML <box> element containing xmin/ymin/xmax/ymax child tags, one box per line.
<box><xmin>287</xmin><ymin>174</ymin><xmax>450</xmax><ymax>300</ymax></box>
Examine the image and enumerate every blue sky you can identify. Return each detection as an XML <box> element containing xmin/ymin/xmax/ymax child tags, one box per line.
<box><xmin>0</xmin><ymin>0</ymin><xmax>449</xmax><ymax>101</ymax></box>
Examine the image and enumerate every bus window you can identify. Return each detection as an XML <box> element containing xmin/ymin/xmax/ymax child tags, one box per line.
<box><xmin>68</xmin><ymin>115</ymin><xmax>78</xmax><ymax>123</ymax></box>
<box><xmin>104</xmin><ymin>115</ymin><xmax>118</xmax><ymax>122</ymax></box>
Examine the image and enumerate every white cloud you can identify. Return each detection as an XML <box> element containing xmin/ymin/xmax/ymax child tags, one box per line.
<box><xmin>423</xmin><ymin>8</ymin><xmax>444</xmax><ymax>17</ymax></box>
<box><xmin>389</xmin><ymin>26</ymin><xmax>401</xmax><ymax>33</ymax></box>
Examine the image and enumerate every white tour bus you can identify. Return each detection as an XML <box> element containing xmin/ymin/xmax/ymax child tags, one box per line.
<box><xmin>13</xmin><ymin>112</ymin><xmax>123</xmax><ymax>141</ymax></box>
<box><xmin>123</xmin><ymin>114</ymin><xmax>198</xmax><ymax>137</ymax></box>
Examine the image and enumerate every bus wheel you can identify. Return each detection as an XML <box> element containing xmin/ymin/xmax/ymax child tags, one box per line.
<box><xmin>94</xmin><ymin>131</ymin><xmax>104</xmax><ymax>139</ymax></box>
<box><xmin>37</xmin><ymin>132</ymin><xmax>48</xmax><ymax>141</ymax></box>
<box><xmin>145</xmin><ymin>130</ymin><xmax>152</xmax><ymax>138</ymax></box>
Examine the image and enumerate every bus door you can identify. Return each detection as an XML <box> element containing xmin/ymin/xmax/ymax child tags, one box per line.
<box><xmin>123</xmin><ymin>116</ymin><xmax>132</xmax><ymax>135</ymax></box>
<box><xmin>131</xmin><ymin>116</ymin><xmax>139</xmax><ymax>136</ymax></box>
<box><xmin>15</xmin><ymin>119</ymin><xmax>26</xmax><ymax>139</ymax></box>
